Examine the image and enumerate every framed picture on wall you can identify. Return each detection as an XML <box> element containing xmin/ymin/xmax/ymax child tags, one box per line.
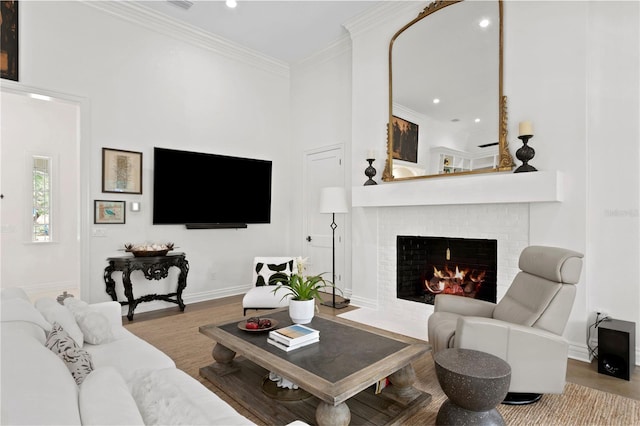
<box><xmin>1</xmin><ymin>0</ymin><xmax>19</xmax><ymax>81</ymax></box>
<box><xmin>391</xmin><ymin>116</ymin><xmax>419</xmax><ymax>163</ymax></box>
<box><xmin>102</xmin><ymin>148</ymin><xmax>143</xmax><ymax>194</ymax></box>
<box><xmin>94</xmin><ymin>200</ymin><xmax>126</xmax><ymax>224</ymax></box>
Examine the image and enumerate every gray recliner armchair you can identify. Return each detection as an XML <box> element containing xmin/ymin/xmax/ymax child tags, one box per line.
<box><xmin>427</xmin><ymin>245</ymin><xmax>584</xmax><ymax>404</ymax></box>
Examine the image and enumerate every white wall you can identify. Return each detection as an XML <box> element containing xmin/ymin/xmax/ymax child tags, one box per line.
<box><xmin>346</xmin><ymin>1</ymin><xmax>639</xmax><ymax>361</ymax></box>
<box><xmin>14</xmin><ymin>1</ymin><xmax>294</xmax><ymax>305</ymax></box>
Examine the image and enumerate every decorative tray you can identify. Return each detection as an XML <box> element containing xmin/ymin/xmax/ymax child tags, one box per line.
<box><xmin>238</xmin><ymin>318</ymin><xmax>278</xmax><ymax>332</ymax></box>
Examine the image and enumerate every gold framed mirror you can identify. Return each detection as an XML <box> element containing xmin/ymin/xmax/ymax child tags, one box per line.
<box><xmin>384</xmin><ymin>0</ymin><xmax>513</xmax><ymax>181</ymax></box>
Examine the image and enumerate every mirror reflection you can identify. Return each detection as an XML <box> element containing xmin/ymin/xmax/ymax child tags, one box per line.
<box><xmin>384</xmin><ymin>0</ymin><xmax>513</xmax><ymax>181</ymax></box>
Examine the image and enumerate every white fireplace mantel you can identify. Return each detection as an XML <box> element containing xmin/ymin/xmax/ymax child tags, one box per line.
<box><xmin>352</xmin><ymin>170</ymin><xmax>563</xmax><ymax>207</ymax></box>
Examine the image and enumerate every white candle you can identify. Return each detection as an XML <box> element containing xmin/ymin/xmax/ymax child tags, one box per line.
<box><xmin>519</xmin><ymin>121</ymin><xmax>533</xmax><ymax>136</ymax></box>
<box><xmin>367</xmin><ymin>149</ymin><xmax>376</xmax><ymax>160</ymax></box>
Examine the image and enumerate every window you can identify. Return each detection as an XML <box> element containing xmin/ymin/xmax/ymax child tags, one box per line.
<box><xmin>32</xmin><ymin>156</ymin><xmax>51</xmax><ymax>242</ymax></box>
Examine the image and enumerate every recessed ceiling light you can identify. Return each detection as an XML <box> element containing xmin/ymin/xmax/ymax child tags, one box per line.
<box><xmin>475</xmin><ymin>118</ymin><xmax>481</xmax><ymax>123</ymax></box>
<box><xmin>226</xmin><ymin>0</ymin><xmax>237</xmax><ymax>8</ymax></box>
<box><xmin>433</xmin><ymin>98</ymin><xmax>440</xmax><ymax>104</ymax></box>
<box><xmin>479</xmin><ymin>18</ymin><xmax>490</xmax><ymax>28</ymax></box>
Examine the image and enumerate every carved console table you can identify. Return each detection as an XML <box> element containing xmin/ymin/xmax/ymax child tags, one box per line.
<box><xmin>104</xmin><ymin>252</ymin><xmax>189</xmax><ymax>321</ymax></box>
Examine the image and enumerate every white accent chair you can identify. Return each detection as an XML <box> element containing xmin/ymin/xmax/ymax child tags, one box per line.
<box><xmin>428</xmin><ymin>245</ymin><xmax>584</xmax><ymax>404</ymax></box>
<box><xmin>242</xmin><ymin>257</ymin><xmax>298</xmax><ymax>316</ymax></box>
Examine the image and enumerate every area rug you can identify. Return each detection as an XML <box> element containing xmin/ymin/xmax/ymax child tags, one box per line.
<box><xmin>124</xmin><ymin>302</ymin><xmax>640</xmax><ymax>425</ymax></box>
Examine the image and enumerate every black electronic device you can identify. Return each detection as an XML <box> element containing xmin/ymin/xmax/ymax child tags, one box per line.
<box><xmin>153</xmin><ymin>147</ymin><xmax>272</xmax><ymax>227</ymax></box>
<box><xmin>598</xmin><ymin>318</ymin><xmax>635</xmax><ymax>381</ymax></box>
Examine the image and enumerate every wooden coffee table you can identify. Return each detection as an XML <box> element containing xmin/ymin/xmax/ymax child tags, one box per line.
<box><xmin>199</xmin><ymin>308</ymin><xmax>432</xmax><ymax>426</ymax></box>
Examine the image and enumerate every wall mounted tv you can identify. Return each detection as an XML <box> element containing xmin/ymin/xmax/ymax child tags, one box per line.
<box><xmin>153</xmin><ymin>147</ymin><xmax>272</xmax><ymax>228</ymax></box>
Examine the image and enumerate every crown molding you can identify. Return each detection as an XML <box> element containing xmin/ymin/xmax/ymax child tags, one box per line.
<box><xmin>344</xmin><ymin>1</ymin><xmax>424</xmax><ymax>39</ymax></box>
<box><xmin>293</xmin><ymin>34</ymin><xmax>352</xmax><ymax>72</ymax></box>
<box><xmin>81</xmin><ymin>1</ymin><xmax>290</xmax><ymax>78</ymax></box>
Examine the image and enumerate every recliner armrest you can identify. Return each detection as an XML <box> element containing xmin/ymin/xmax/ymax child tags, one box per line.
<box><xmin>434</xmin><ymin>294</ymin><xmax>496</xmax><ymax>317</ymax></box>
<box><xmin>455</xmin><ymin>316</ymin><xmax>569</xmax><ymax>394</ymax></box>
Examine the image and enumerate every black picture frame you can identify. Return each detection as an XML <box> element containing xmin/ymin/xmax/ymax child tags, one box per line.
<box><xmin>391</xmin><ymin>115</ymin><xmax>419</xmax><ymax>163</ymax></box>
<box><xmin>94</xmin><ymin>200</ymin><xmax>126</xmax><ymax>224</ymax></box>
<box><xmin>1</xmin><ymin>0</ymin><xmax>19</xmax><ymax>81</ymax></box>
<box><xmin>102</xmin><ymin>148</ymin><xmax>143</xmax><ymax>194</ymax></box>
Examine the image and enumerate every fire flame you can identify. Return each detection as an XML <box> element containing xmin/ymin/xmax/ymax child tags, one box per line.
<box><xmin>425</xmin><ymin>265</ymin><xmax>486</xmax><ymax>298</ymax></box>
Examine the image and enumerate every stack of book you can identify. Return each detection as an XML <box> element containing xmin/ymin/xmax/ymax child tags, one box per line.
<box><xmin>267</xmin><ymin>324</ymin><xmax>320</xmax><ymax>352</ymax></box>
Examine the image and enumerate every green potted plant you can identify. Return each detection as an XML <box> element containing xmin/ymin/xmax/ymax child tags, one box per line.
<box><xmin>272</xmin><ymin>257</ymin><xmax>339</xmax><ymax>324</ymax></box>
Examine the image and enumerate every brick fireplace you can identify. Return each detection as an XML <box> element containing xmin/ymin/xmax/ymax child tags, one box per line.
<box><xmin>397</xmin><ymin>236</ymin><xmax>497</xmax><ymax>306</ymax></box>
<box><xmin>374</xmin><ymin>203</ymin><xmax>530</xmax><ymax>323</ymax></box>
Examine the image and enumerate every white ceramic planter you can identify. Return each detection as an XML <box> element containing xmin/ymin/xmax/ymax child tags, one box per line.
<box><xmin>288</xmin><ymin>299</ymin><xmax>315</xmax><ymax>324</ymax></box>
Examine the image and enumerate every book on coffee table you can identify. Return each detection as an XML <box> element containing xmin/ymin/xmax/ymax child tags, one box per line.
<box><xmin>268</xmin><ymin>324</ymin><xmax>319</xmax><ymax>346</ymax></box>
<box><xmin>267</xmin><ymin>336</ymin><xmax>319</xmax><ymax>352</ymax></box>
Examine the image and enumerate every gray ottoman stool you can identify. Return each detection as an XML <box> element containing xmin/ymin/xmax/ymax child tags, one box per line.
<box><xmin>434</xmin><ymin>348</ymin><xmax>511</xmax><ymax>425</ymax></box>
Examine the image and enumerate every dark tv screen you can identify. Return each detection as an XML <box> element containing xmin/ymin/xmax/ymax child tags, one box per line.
<box><xmin>153</xmin><ymin>147</ymin><xmax>272</xmax><ymax>225</ymax></box>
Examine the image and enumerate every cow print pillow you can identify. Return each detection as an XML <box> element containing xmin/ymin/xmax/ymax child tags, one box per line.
<box><xmin>255</xmin><ymin>260</ymin><xmax>294</xmax><ymax>286</ymax></box>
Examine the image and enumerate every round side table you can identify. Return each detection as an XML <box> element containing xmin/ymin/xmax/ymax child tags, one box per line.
<box><xmin>434</xmin><ymin>348</ymin><xmax>511</xmax><ymax>426</ymax></box>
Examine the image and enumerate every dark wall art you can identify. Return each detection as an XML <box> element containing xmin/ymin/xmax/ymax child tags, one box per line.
<box><xmin>1</xmin><ymin>1</ymin><xmax>18</xmax><ymax>81</ymax></box>
<box><xmin>391</xmin><ymin>115</ymin><xmax>418</xmax><ymax>163</ymax></box>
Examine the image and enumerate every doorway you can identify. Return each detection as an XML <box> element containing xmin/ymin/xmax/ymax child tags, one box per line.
<box><xmin>1</xmin><ymin>84</ymin><xmax>88</xmax><ymax>300</ymax></box>
<box><xmin>302</xmin><ymin>145</ymin><xmax>347</xmax><ymax>299</ymax></box>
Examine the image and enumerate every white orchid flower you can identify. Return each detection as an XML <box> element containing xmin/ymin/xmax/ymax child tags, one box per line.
<box><xmin>295</xmin><ymin>257</ymin><xmax>309</xmax><ymax>274</ymax></box>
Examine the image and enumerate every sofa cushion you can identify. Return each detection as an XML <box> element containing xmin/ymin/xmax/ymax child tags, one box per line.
<box><xmin>1</xmin><ymin>333</ymin><xmax>81</xmax><ymax>425</ymax></box>
<box><xmin>79</xmin><ymin>366</ymin><xmax>145</xmax><ymax>425</ymax></box>
<box><xmin>46</xmin><ymin>322</ymin><xmax>94</xmax><ymax>385</ymax></box>
<box><xmin>83</xmin><ymin>327</ymin><xmax>176</xmax><ymax>381</ymax></box>
<box><xmin>35</xmin><ymin>297</ymin><xmax>85</xmax><ymax>347</ymax></box>
<box><xmin>1</xmin><ymin>297</ymin><xmax>52</xmax><ymax>334</ymax></box>
<box><xmin>129</xmin><ymin>368</ymin><xmax>255</xmax><ymax>425</ymax></box>
<box><xmin>64</xmin><ymin>298</ymin><xmax>114</xmax><ymax>345</ymax></box>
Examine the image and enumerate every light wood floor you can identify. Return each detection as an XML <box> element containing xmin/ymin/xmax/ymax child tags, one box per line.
<box><xmin>125</xmin><ymin>294</ymin><xmax>639</xmax><ymax>401</ymax></box>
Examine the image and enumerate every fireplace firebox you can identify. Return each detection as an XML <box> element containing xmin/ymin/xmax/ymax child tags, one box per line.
<box><xmin>397</xmin><ymin>236</ymin><xmax>497</xmax><ymax>305</ymax></box>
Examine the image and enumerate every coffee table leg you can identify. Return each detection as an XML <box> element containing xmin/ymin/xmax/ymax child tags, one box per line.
<box><xmin>387</xmin><ymin>364</ymin><xmax>422</xmax><ymax>404</ymax></box>
<box><xmin>209</xmin><ymin>343</ymin><xmax>239</xmax><ymax>375</ymax></box>
<box><xmin>315</xmin><ymin>401</ymin><xmax>350</xmax><ymax>426</ymax></box>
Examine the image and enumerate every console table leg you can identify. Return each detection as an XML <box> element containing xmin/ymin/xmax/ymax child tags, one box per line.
<box><xmin>316</xmin><ymin>401</ymin><xmax>350</xmax><ymax>426</ymax></box>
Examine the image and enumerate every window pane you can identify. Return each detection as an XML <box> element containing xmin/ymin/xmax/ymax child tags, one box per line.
<box><xmin>32</xmin><ymin>156</ymin><xmax>51</xmax><ymax>242</ymax></box>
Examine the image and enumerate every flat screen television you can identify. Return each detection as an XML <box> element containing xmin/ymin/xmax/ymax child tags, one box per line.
<box><xmin>153</xmin><ymin>147</ymin><xmax>272</xmax><ymax>228</ymax></box>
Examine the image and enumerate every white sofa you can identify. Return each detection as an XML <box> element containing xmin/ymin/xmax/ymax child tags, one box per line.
<box><xmin>0</xmin><ymin>287</ymin><xmax>258</xmax><ymax>425</ymax></box>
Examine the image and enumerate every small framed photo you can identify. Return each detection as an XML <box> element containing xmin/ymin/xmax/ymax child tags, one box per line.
<box><xmin>102</xmin><ymin>148</ymin><xmax>142</xmax><ymax>194</ymax></box>
<box><xmin>391</xmin><ymin>116</ymin><xmax>419</xmax><ymax>163</ymax></box>
<box><xmin>94</xmin><ymin>200</ymin><xmax>126</xmax><ymax>224</ymax></box>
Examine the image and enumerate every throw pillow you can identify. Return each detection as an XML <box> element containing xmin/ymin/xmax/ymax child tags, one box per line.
<box><xmin>63</xmin><ymin>298</ymin><xmax>113</xmax><ymax>345</ymax></box>
<box><xmin>46</xmin><ymin>322</ymin><xmax>94</xmax><ymax>385</ymax></box>
<box><xmin>255</xmin><ymin>261</ymin><xmax>293</xmax><ymax>286</ymax></box>
<box><xmin>35</xmin><ymin>298</ymin><xmax>84</xmax><ymax>347</ymax></box>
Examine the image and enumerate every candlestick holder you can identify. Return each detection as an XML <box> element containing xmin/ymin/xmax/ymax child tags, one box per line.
<box><xmin>364</xmin><ymin>159</ymin><xmax>377</xmax><ymax>185</ymax></box>
<box><xmin>514</xmin><ymin>135</ymin><xmax>537</xmax><ymax>173</ymax></box>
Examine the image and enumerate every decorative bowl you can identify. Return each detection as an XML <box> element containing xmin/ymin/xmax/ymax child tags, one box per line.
<box><xmin>123</xmin><ymin>242</ymin><xmax>175</xmax><ymax>257</ymax></box>
<box><xmin>126</xmin><ymin>249</ymin><xmax>171</xmax><ymax>257</ymax></box>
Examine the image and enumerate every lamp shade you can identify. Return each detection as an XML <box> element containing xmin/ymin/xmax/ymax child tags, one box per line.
<box><xmin>319</xmin><ymin>187</ymin><xmax>348</xmax><ymax>214</ymax></box>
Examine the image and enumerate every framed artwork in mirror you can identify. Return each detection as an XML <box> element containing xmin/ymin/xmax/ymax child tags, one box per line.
<box><xmin>102</xmin><ymin>148</ymin><xmax>143</xmax><ymax>194</ymax></box>
<box><xmin>391</xmin><ymin>116</ymin><xmax>418</xmax><ymax>163</ymax></box>
<box><xmin>1</xmin><ymin>0</ymin><xmax>19</xmax><ymax>81</ymax></box>
<box><xmin>94</xmin><ymin>200</ymin><xmax>126</xmax><ymax>224</ymax></box>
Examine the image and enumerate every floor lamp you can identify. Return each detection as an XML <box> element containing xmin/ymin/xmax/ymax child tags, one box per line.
<box><xmin>319</xmin><ymin>187</ymin><xmax>350</xmax><ymax>309</ymax></box>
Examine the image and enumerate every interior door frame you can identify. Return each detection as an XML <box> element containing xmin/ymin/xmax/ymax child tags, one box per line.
<box><xmin>302</xmin><ymin>143</ymin><xmax>350</xmax><ymax>297</ymax></box>
<box><xmin>1</xmin><ymin>81</ymin><xmax>91</xmax><ymax>299</ymax></box>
